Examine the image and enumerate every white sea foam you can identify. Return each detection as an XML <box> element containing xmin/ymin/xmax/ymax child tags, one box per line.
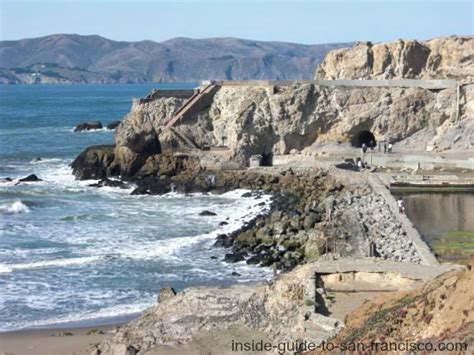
<box><xmin>68</xmin><ymin>127</ymin><xmax>110</xmax><ymax>133</ymax></box>
<box><xmin>0</xmin><ymin>161</ymin><xmax>273</xmax><ymax>331</ymax></box>
<box><xmin>0</xmin><ymin>200</ymin><xmax>30</xmax><ymax>214</ymax></box>
<box><xmin>114</xmin><ymin>190</ymin><xmax>272</xmax><ymax>262</ymax></box>
<box><xmin>0</xmin><ymin>264</ymin><xmax>13</xmax><ymax>273</ymax></box>
<box><xmin>0</xmin><ymin>256</ymin><xmax>100</xmax><ymax>274</ymax></box>
<box><xmin>0</xmin><ymin>297</ymin><xmax>154</xmax><ymax>332</ymax></box>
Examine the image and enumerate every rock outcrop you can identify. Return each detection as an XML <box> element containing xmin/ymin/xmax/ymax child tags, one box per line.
<box><xmin>94</xmin><ymin>262</ymin><xmax>342</xmax><ymax>355</ymax></box>
<box><xmin>70</xmin><ymin>36</ymin><xmax>472</xmax><ymax>175</ymax></box>
<box><xmin>108</xmin><ymin>82</ymin><xmax>459</xmax><ymax>170</ymax></box>
<box><xmin>70</xmin><ymin>145</ymin><xmax>116</xmax><ymax>180</ymax></box>
<box><xmin>74</xmin><ymin>121</ymin><xmax>103</xmax><ymax>132</ymax></box>
<box><xmin>106</xmin><ymin>120</ymin><xmax>121</xmax><ymax>130</ymax></box>
<box><xmin>315</xmin><ymin>36</ymin><xmax>474</xmax><ymax>81</ymax></box>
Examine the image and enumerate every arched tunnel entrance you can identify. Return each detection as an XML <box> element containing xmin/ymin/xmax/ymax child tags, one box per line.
<box><xmin>350</xmin><ymin>130</ymin><xmax>376</xmax><ymax>148</ymax></box>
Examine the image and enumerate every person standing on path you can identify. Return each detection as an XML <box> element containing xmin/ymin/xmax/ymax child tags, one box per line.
<box><xmin>397</xmin><ymin>198</ymin><xmax>405</xmax><ymax>214</ymax></box>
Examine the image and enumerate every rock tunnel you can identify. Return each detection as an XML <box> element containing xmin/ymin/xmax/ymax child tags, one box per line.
<box><xmin>350</xmin><ymin>130</ymin><xmax>376</xmax><ymax>148</ymax></box>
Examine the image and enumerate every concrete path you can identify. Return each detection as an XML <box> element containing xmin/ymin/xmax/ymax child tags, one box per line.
<box><xmin>311</xmin><ymin>257</ymin><xmax>459</xmax><ymax>281</ymax></box>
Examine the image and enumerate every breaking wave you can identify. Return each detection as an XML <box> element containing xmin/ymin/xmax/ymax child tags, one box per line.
<box><xmin>0</xmin><ymin>200</ymin><xmax>30</xmax><ymax>214</ymax></box>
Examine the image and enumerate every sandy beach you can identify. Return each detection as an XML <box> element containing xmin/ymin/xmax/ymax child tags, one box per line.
<box><xmin>0</xmin><ymin>325</ymin><xmax>114</xmax><ymax>355</ymax></box>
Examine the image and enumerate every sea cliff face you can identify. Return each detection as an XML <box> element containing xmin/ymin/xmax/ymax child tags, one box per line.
<box><xmin>107</xmin><ymin>82</ymin><xmax>462</xmax><ymax>172</ymax></box>
<box><xmin>315</xmin><ymin>36</ymin><xmax>474</xmax><ymax>81</ymax></box>
<box><xmin>69</xmin><ymin>37</ymin><xmax>473</xmax><ymax>177</ymax></box>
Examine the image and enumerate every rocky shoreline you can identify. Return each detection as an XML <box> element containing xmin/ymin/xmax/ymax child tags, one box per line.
<box><xmin>66</xmin><ymin>35</ymin><xmax>473</xmax><ymax>351</ymax></box>
<box><xmin>71</xmin><ymin>148</ymin><xmax>423</xmax><ymax>273</ymax></box>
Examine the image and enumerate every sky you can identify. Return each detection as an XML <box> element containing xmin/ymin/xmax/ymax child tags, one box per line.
<box><xmin>0</xmin><ymin>0</ymin><xmax>472</xmax><ymax>44</ymax></box>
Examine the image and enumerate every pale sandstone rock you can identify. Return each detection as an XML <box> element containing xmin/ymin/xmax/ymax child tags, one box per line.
<box><xmin>315</xmin><ymin>36</ymin><xmax>473</xmax><ymax>80</ymax></box>
<box><xmin>96</xmin><ymin>264</ymin><xmax>341</xmax><ymax>354</ymax></box>
<box><xmin>113</xmin><ymin>83</ymin><xmax>459</xmax><ymax>168</ymax></box>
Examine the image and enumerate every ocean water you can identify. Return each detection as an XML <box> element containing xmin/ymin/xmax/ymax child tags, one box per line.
<box><xmin>0</xmin><ymin>84</ymin><xmax>272</xmax><ymax>332</ymax></box>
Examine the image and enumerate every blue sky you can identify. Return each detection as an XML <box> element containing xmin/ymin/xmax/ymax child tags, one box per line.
<box><xmin>0</xmin><ymin>0</ymin><xmax>472</xmax><ymax>44</ymax></box>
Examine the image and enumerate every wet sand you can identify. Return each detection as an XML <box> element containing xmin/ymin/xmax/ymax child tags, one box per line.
<box><xmin>0</xmin><ymin>325</ymin><xmax>114</xmax><ymax>355</ymax></box>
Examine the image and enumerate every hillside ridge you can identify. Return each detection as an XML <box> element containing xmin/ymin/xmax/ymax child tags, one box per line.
<box><xmin>0</xmin><ymin>34</ymin><xmax>350</xmax><ymax>84</ymax></box>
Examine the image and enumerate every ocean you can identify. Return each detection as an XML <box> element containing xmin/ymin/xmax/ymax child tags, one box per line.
<box><xmin>0</xmin><ymin>84</ymin><xmax>272</xmax><ymax>332</ymax></box>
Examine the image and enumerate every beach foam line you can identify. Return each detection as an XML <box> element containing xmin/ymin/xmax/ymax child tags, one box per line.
<box><xmin>0</xmin><ymin>298</ymin><xmax>153</xmax><ymax>332</ymax></box>
<box><xmin>0</xmin><ymin>200</ymin><xmax>30</xmax><ymax>214</ymax></box>
<box><xmin>0</xmin><ymin>256</ymin><xmax>101</xmax><ymax>274</ymax></box>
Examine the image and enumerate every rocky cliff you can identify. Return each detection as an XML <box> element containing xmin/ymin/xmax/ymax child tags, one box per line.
<box><xmin>315</xmin><ymin>35</ymin><xmax>474</xmax><ymax>81</ymax></box>
<box><xmin>69</xmin><ymin>35</ymin><xmax>473</xmax><ymax>175</ymax></box>
<box><xmin>105</xmin><ymin>80</ymin><xmax>468</xmax><ymax>173</ymax></box>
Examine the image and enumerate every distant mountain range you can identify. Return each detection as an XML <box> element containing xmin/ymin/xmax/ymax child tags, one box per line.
<box><xmin>0</xmin><ymin>34</ymin><xmax>351</xmax><ymax>84</ymax></box>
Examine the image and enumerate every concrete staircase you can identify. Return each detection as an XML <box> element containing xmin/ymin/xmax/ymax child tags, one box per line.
<box><xmin>165</xmin><ymin>84</ymin><xmax>217</xmax><ymax>129</ymax></box>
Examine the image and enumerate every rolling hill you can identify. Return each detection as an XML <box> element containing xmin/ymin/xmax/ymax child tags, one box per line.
<box><xmin>0</xmin><ymin>34</ymin><xmax>350</xmax><ymax>84</ymax></box>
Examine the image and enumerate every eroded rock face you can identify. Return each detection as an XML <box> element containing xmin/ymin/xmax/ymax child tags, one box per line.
<box><xmin>70</xmin><ymin>145</ymin><xmax>116</xmax><ymax>180</ymax></box>
<box><xmin>113</xmin><ymin>82</ymin><xmax>458</xmax><ymax>167</ymax></box>
<box><xmin>315</xmin><ymin>36</ymin><xmax>473</xmax><ymax>80</ymax></box>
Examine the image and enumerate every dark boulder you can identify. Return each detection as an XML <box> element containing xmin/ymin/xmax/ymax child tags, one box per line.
<box><xmin>74</xmin><ymin>121</ymin><xmax>103</xmax><ymax>132</ymax></box>
<box><xmin>303</xmin><ymin>212</ymin><xmax>322</xmax><ymax>230</ymax></box>
<box><xmin>88</xmin><ymin>179</ymin><xmax>127</xmax><ymax>189</ymax></box>
<box><xmin>199</xmin><ymin>210</ymin><xmax>217</xmax><ymax>216</ymax></box>
<box><xmin>106</xmin><ymin>120</ymin><xmax>121</xmax><ymax>130</ymax></box>
<box><xmin>1</xmin><ymin>177</ymin><xmax>12</xmax><ymax>182</ymax></box>
<box><xmin>130</xmin><ymin>187</ymin><xmax>151</xmax><ymax>195</ymax></box>
<box><xmin>131</xmin><ymin>177</ymin><xmax>177</xmax><ymax>195</ymax></box>
<box><xmin>214</xmin><ymin>234</ymin><xmax>234</xmax><ymax>248</ymax></box>
<box><xmin>18</xmin><ymin>174</ymin><xmax>42</xmax><ymax>182</ymax></box>
<box><xmin>246</xmin><ymin>255</ymin><xmax>262</xmax><ymax>265</ymax></box>
<box><xmin>71</xmin><ymin>145</ymin><xmax>116</xmax><ymax>180</ymax></box>
<box><xmin>224</xmin><ymin>252</ymin><xmax>246</xmax><ymax>263</ymax></box>
<box><xmin>260</xmin><ymin>256</ymin><xmax>275</xmax><ymax>267</ymax></box>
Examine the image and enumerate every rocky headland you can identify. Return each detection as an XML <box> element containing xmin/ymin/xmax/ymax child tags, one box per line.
<box><xmin>75</xmin><ymin>37</ymin><xmax>472</xmax><ymax>178</ymax></box>
<box><xmin>69</xmin><ymin>35</ymin><xmax>473</xmax><ymax>354</ymax></box>
<box><xmin>315</xmin><ymin>35</ymin><xmax>473</xmax><ymax>81</ymax></box>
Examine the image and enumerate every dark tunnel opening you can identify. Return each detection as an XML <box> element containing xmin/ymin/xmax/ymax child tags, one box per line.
<box><xmin>261</xmin><ymin>152</ymin><xmax>273</xmax><ymax>166</ymax></box>
<box><xmin>350</xmin><ymin>130</ymin><xmax>377</xmax><ymax>148</ymax></box>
